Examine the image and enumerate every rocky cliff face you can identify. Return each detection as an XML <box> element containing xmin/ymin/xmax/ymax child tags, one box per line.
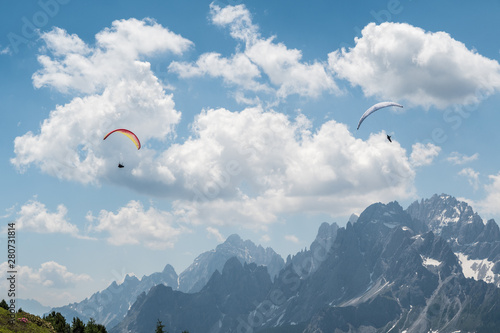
<box><xmin>51</xmin><ymin>264</ymin><xmax>178</xmax><ymax>329</ymax></box>
<box><xmin>52</xmin><ymin>234</ymin><xmax>284</xmax><ymax>329</ymax></box>
<box><xmin>110</xmin><ymin>257</ymin><xmax>274</xmax><ymax>333</ymax></box>
<box><xmin>407</xmin><ymin>194</ymin><xmax>485</xmax><ymax>246</ymax></box>
<box><xmin>285</xmin><ymin>221</ymin><xmax>339</xmax><ymax>279</ymax></box>
<box><xmin>407</xmin><ymin>194</ymin><xmax>500</xmax><ymax>287</ymax></box>
<box><xmin>291</xmin><ymin>198</ymin><xmax>500</xmax><ymax>332</ymax></box>
<box><xmin>178</xmin><ymin>234</ymin><xmax>285</xmax><ymax>293</ymax></box>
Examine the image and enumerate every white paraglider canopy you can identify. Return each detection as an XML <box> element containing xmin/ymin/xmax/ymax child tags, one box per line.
<box><xmin>357</xmin><ymin>102</ymin><xmax>403</xmax><ymax>130</ymax></box>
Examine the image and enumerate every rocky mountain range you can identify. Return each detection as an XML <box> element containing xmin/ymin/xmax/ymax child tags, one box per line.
<box><xmin>110</xmin><ymin>194</ymin><xmax>500</xmax><ymax>333</ymax></box>
<box><xmin>17</xmin><ymin>298</ymin><xmax>52</xmax><ymax>317</ymax></box>
<box><xmin>407</xmin><ymin>194</ymin><xmax>500</xmax><ymax>287</ymax></box>
<box><xmin>111</xmin><ymin>257</ymin><xmax>274</xmax><ymax>333</ymax></box>
<box><xmin>51</xmin><ymin>263</ymin><xmax>179</xmax><ymax>328</ymax></box>
<box><xmin>178</xmin><ymin>233</ymin><xmax>285</xmax><ymax>293</ymax></box>
<box><xmin>51</xmin><ymin>234</ymin><xmax>284</xmax><ymax>328</ymax></box>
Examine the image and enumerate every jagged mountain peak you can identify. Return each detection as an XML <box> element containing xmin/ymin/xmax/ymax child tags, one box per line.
<box><xmin>54</xmin><ymin>193</ymin><xmax>500</xmax><ymax>333</ymax></box>
<box><xmin>407</xmin><ymin>193</ymin><xmax>481</xmax><ymax>227</ymax></box>
<box><xmin>406</xmin><ymin>193</ymin><xmax>486</xmax><ymax>246</ymax></box>
<box><xmin>107</xmin><ymin>193</ymin><xmax>500</xmax><ymax>333</ymax></box>
<box><xmin>215</xmin><ymin>233</ymin><xmax>269</xmax><ymax>254</ymax></box>
<box><xmin>315</xmin><ymin>222</ymin><xmax>339</xmax><ymax>242</ymax></box>
<box><xmin>223</xmin><ymin>233</ymin><xmax>243</xmax><ymax>244</ymax></box>
<box><xmin>162</xmin><ymin>263</ymin><xmax>176</xmax><ymax>274</ymax></box>
<box><xmin>216</xmin><ymin>233</ymin><xmax>266</xmax><ymax>256</ymax></box>
<box><xmin>478</xmin><ymin>219</ymin><xmax>500</xmax><ymax>242</ymax></box>
<box><xmin>222</xmin><ymin>256</ymin><xmax>243</xmax><ymax>274</ymax></box>
<box><xmin>357</xmin><ymin>201</ymin><xmax>405</xmax><ymax>223</ymax></box>
<box><xmin>353</xmin><ymin>200</ymin><xmax>429</xmax><ymax>235</ymax></box>
<box><xmin>178</xmin><ymin>233</ymin><xmax>284</xmax><ymax>293</ymax></box>
<box><xmin>123</xmin><ymin>274</ymin><xmax>139</xmax><ymax>284</ymax></box>
<box><xmin>111</xmin><ymin>256</ymin><xmax>274</xmax><ymax>333</ymax></box>
<box><xmin>285</xmin><ymin>222</ymin><xmax>339</xmax><ymax>279</ymax></box>
<box><xmin>51</xmin><ymin>264</ymin><xmax>178</xmax><ymax>329</ymax></box>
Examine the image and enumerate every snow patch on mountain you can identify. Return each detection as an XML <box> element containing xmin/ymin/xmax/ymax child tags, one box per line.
<box><xmin>421</xmin><ymin>255</ymin><xmax>442</xmax><ymax>268</ymax></box>
<box><xmin>456</xmin><ymin>252</ymin><xmax>499</xmax><ymax>287</ymax></box>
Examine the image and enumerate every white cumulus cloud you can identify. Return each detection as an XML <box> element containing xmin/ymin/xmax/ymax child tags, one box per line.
<box><xmin>12</xmin><ymin>19</ymin><xmax>186</xmax><ymax>185</ymax></box>
<box><xmin>447</xmin><ymin>152</ymin><xmax>479</xmax><ymax>165</ymax></box>
<box><xmin>329</xmin><ymin>22</ymin><xmax>500</xmax><ymax>109</ymax></box>
<box><xmin>475</xmin><ymin>172</ymin><xmax>500</xmax><ymax>216</ymax></box>
<box><xmin>285</xmin><ymin>234</ymin><xmax>300</xmax><ymax>244</ymax></box>
<box><xmin>15</xmin><ymin>200</ymin><xmax>80</xmax><ymax>236</ymax></box>
<box><xmin>410</xmin><ymin>142</ymin><xmax>441</xmax><ymax>167</ymax></box>
<box><xmin>169</xmin><ymin>52</ymin><xmax>267</xmax><ymax>91</ymax></box>
<box><xmin>206</xmin><ymin>227</ymin><xmax>225</xmax><ymax>243</ymax></box>
<box><xmin>169</xmin><ymin>3</ymin><xmax>339</xmax><ymax>101</ymax></box>
<box><xmin>0</xmin><ymin>261</ymin><xmax>91</xmax><ymax>289</ymax></box>
<box><xmin>12</xmin><ymin>11</ymin><xmax>425</xmax><ymax>232</ymax></box>
<box><xmin>33</xmin><ymin>19</ymin><xmax>193</xmax><ymax>94</ymax></box>
<box><xmin>168</xmin><ymin>106</ymin><xmax>415</xmax><ymax>229</ymax></box>
<box><xmin>1</xmin><ymin>45</ymin><xmax>11</xmax><ymax>55</ymax></box>
<box><xmin>458</xmin><ymin>167</ymin><xmax>480</xmax><ymax>191</ymax></box>
<box><xmin>0</xmin><ymin>261</ymin><xmax>91</xmax><ymax>306</ymax></box>
<box><xmin>90</xmin><ymin>200</ymin><xmax>189</xmax><ymax>249</ymax></box>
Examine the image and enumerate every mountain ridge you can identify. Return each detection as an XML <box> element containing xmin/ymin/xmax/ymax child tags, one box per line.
<box><xmin>51</xmin><ymin>234</ymin><xmax>284</xmax><ymax>329</ymax></box>
<box><xmin>110</xmin><ymin>257</ymin><xmax>274</xmax><ymax>333</ymax></box>
<box><xmin>112</xmin><ymin>193</ymin><xmax>500</xmax><ymax>332</ymax></box>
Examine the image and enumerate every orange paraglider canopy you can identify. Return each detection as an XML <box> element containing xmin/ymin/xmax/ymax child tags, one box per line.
<box><xmin>103</xmin><ymin>129</ymin><xmax>141</xmax><ymax>150</ymax></box>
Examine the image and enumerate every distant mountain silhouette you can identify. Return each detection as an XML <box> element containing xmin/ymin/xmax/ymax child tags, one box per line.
<box><xmin>178</xmin><ymin>233</ymin><xmax>285</xmax><ymax>293</ymax></box>
<box><xmin>111</xmin><ymin>257</ymin><xmax>273</xmax><ymax>333</ymax></box>
<box><xmin>50</xmin><ymin>264</ymin><xmax>178</xmax><ymax>328</ymax></box>
<box><xmin>51</xmin><ymin>234</ymin><xmax>284</xmax><ymax>329</ymax></box>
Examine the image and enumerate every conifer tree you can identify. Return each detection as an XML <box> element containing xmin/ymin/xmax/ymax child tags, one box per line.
<box><xmin>155</xmin><ymin>319</ymin><xmax>166</xmax><ymax>333</ymax></box>
<box><xmin>72</xmin><ymin>317</ymin><xmax>86</xmax><ymax>333</ymax></box>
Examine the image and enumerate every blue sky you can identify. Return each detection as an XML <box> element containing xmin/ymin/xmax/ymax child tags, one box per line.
<box><xmin>1</xmin><ymin>0</ymin><xmax>500</xmax><ymax>307</ymax></box>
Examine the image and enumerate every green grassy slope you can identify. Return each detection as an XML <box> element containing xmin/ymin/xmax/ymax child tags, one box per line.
<box><xmin>0</xmin><ymin>308</ymin><xmax>56</xmax><ymax>333</ymax></box>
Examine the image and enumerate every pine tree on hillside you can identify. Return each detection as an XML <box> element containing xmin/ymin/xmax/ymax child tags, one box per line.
<box><xmin>72</xmin><ymin>317</ymin><xmax>86</xmax><ymax>333</ymax></box>
<box><xmin>44</xmin><ymin>311</ymin><xmax>70</xmax><ymax>333</ymax></box>
<box><xmin>85</xmin><ymin>318</ymin><xmax>107</xmax><ymax>333</ymax></box>
<box><xmin>155</xmin><ymin>319</ymin><xmax>167</xmax><ymax>333</ymax></box>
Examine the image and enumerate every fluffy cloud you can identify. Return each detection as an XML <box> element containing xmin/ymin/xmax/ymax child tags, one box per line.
<box><xmin>210</xmin><ymin>3</ymin><xmax>258</xmax><ymax>42</ymax></box>
<box><xmin>475</xmin><ymin>172</ymin><xmax>500</xmax><ymax>216</ymax></box>
<box><xmin>447</xmin><ymin>152</ymin><xmax>479</xmax><ymax>165</ymax></box>
<box><xmin>206</xmin><ymin>227</ymin><xmax>225</xmax><ymax>242</ymax></box>
<box><xmin>245</xmin><ymin>38</ymin><xmax>338</xmax><ymax>98</ymax></box>
<box><xmin>329</xmin><ymin>22</ymin><xmax>500</xmax><ymax>109</ymax></box>
<box><xmin>169</xmin><ymin>52</ymin><xmax>267</xmax><ymax>91</ymax></box>
<box><xmin>285</xmin><ymin>234</ymin><xmax>300</xmax><ymax>244</ymax></box>
<box><xmin>410</xmin><ymin>142</ymin><xmax>441</xmax><ymax>167</ymax></box>
<box><xmin>90</xmin><ymin>200</ymin><xmax>189</xmax><ymax>249</ymax></box>
<box><xmin>15</xmin><ymin>200</ymin><xmax>80</xmax><ymax>236</ymax></box>
<box><xmin>12</xmin><ymin>19</ymin><xmax>185</xmax><ymax>185</ymax></box>
<box><xmin>0</xmin><ymin>261</ymin><xmax>91</xmax><ymax>289</ymax></box>
<box><xmin>38</xmin><ymin>105</ymin><xmax>413</xmax><ymax>230</ymax></box>
<box><xmin>0</xmin><ymin>261</ymin><xmax>91</xmax><ymax>306</ymax></box>
<box><xmin>458</xmin><ymin>167</ymin><xmax>480</xmax><ymax>191</ymax></box>
<box><xmin>169</xmin><ymin>4</ymin><xmax>338</xmax><ymax>100</ymax></box>
<box><xmin>167</xmin><ymin>107</ymin><xmax>415</xmax><ymax>228</ymax></box>
<box><xmin>1</xmin><ymin>45</ymin><xmax>11</xmax><ymax>55</ymax></box>
<box><xmin>33</xmin><ymin>19</ymin><xmax>193</xmax><ymax>94</ymax></box>
<box><xmin>13</xmin><ymin>10</ymin><xmax>422</xmax><ymax>231</ymax></box>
